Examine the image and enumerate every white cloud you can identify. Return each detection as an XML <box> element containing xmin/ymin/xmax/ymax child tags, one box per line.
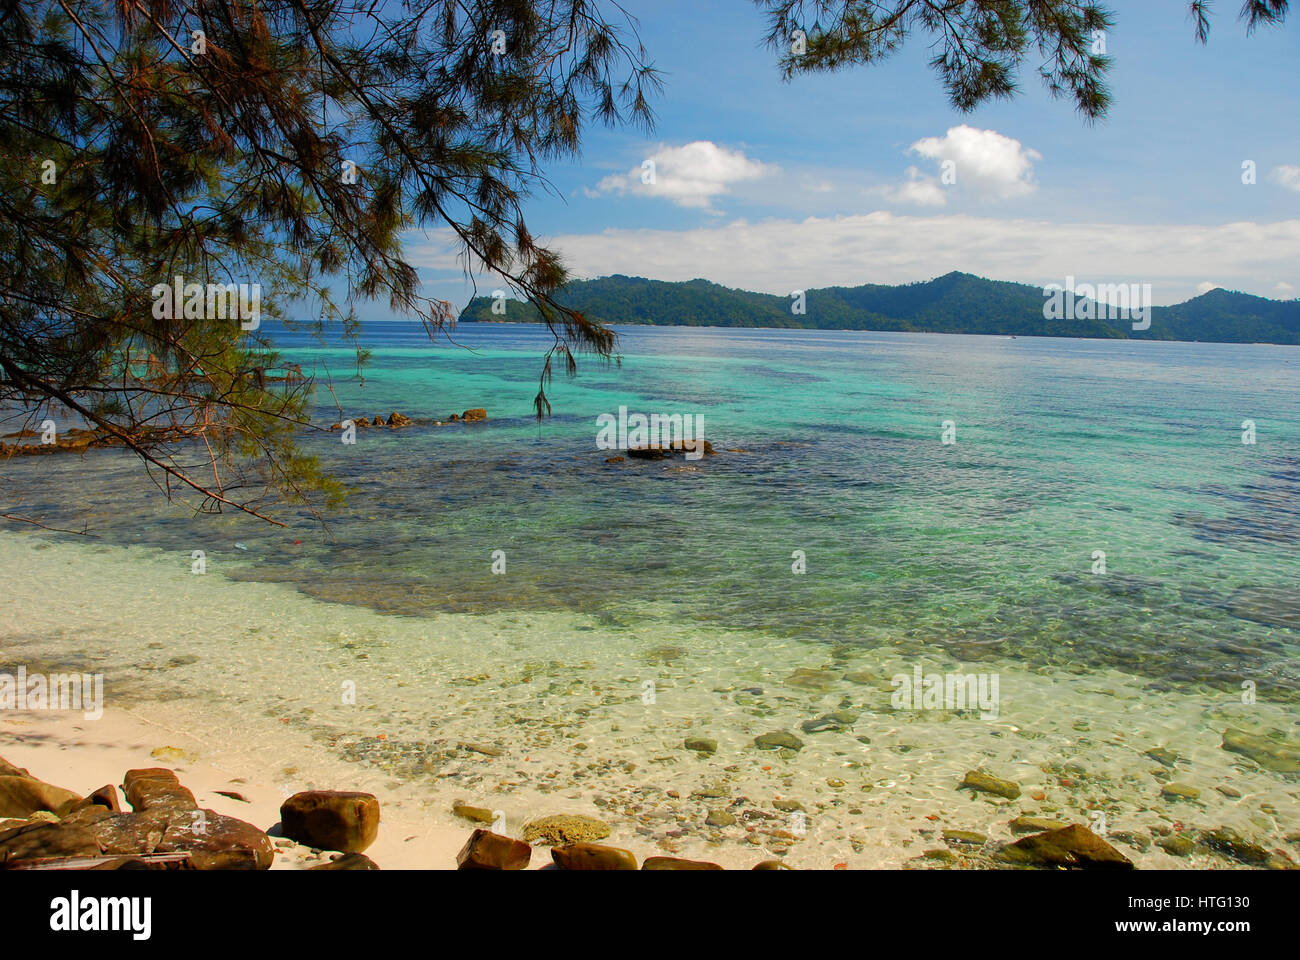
<box><xmin>1271</xmin><ymin>165</ymin><xmax>1300</xmax><ymax>192</ymax></box>
<box><xmin>1276</xmin><ymin>281</ymin><xmax>1296</xmax><ymax>297</ymax></box>
<box><xmin>1195</xmin><ymin>281</ymin><xmax>1222</xmax><ymax>295</ymax></box>
<box><xmin>908</xmin><ymin>126</ymin><xmax>1040</xmax><ymax>200</ymax></box>
<box><xmin>883</xmin><ymin>166</ymin><xmax>948</xmax><ymax>207</ymax></box>
<box><xmin>590</xmin><ymin>141</ymin><xmax>773</xmax><ymax>209</ymax></box>
<box><xmin>410</xmin><ymin>213</ymin><xmax>1300</xmax><ymax>305</ymax></box>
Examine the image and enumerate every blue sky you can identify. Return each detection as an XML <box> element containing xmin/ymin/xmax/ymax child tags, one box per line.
<box><xmin>405</xmin><ymin>0</ymin><xmax>1300</xmax><ymax>309</ymax></box>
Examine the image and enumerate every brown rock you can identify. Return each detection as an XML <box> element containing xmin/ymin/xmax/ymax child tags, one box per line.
<box><xmin>642</xmin><ymin>855</ymin><xmax>724</xmax><ymax>870</ymax></box>
<box><xmin>57</xmin><ymin>784</ymin><xmax>121</xmax><ymax>818</ymax></box>
<box><xmin>752</xmin><ymin>859</ymin><xmax>794</xmax><ymax>870</ymax></box>
<box><xmin>388</xmin><ymin>412</ymin><xmax>412</xmax><ymax>427</ymax></box>
<box><xmin>456</xmin><ymin>829</ymin><xmax>531</xmax><ymax>870</ymax></box>
<box><xmin>0</xmin><ymin>775</ymin><xmax>82</xmax><ymax>819</ymax></box>
<box><xmin>61</xmin><ymin>806</ymin><xmax>116</xmax><ymax>828</ymax></box>
<box><xmin>551</xmin><ymin>842</ymin><xmax>638</xmax><ymax>870</ymax></box>
<box><xmin>122</xmin><ymin>768</ymin><xmax>196</xmax><ymax>812</ymax></box>
<box><xmin>310</xmin><ymin>852</ymin><xmax>380</xmax><ymax>870</ymax></box>
<box><xmin>156</xmin><ymin>810</ymin><xmax>274</xmax><ymax>870</ymax></box>
<box><xmin>0</xmin><ymin>822</ymin><xmax>102</xmax><ymax>865</ymax></box>
<box><xmin>999</xmin><ymin>824</ymin><xmax>1134</xmax><ymax>870</ymax></box>
<box><xmin>84</xmin><ymin>808</ymin><xmax>176</xmax><ymax>856</ymax></box>
<box><xmin>280</xmin><ymin>790</ymin><xmax>380</xmax><ymax>853</ymax></box>
<box><xmin>0</xmin><ymin>758</ymin><xmax>32</xmax><ymax>778</ymax></box>
<box><xmin>461</xmin><ymin>408</ymin><xmax>487</xmax><ymax>422</ymax></box>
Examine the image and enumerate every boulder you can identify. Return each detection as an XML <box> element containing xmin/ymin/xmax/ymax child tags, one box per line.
<box><xmin>372</xmin><ymin>415</ymin><xmax>385</xmax><ymax>426</ymax></box>
<box><xmin>642</xmin><ymin>856</ymin><xmax>723</xmax><ymax>870</ymax></box>
<box><xmin>752</xmin><ymin>859</ymin><xmax>794</xmax><ymax>870</ymax></box>
<box><xmin>122</xmin><ymin>768</ymin><xmax>196</xmax><ymax>812</ymax></box>
<box><xmin>279</xmin><ymin>790</ymin><xmax>380</xmax><ymax>853</ymax></box>
<box><xmin>0</xmin><ymin>775</ymin><xmax>82</xmax><ymax>819</ymax></box>
<box><xmin>156</xmin><ymin>810</ymin><xmax>274</xmax><ymax>870</ymax></box>
<box><xmin>522</xmin><ymin>814</ymin><xmax>611</xmax><ymax>845</ymax></box>
<box><xmin>999</xmin><ymin>824</ymin><xmax>1134</xmax><ymax>870</ymax></box>
<box><xmin>388</xmin><ymin>412</ymin><xmax>412</xmax><ymax>427</ymax></box>
<box><xmin>0</xmin><ymin>822</ymin><xmax>102</xmax><ymax>866</ymax></box>
<box><xmin>456</xmin><ymin>829</ymin><xmax>530</xmax><ymax>870</ymax></box>
<box><xmin>551</xmin><ymin>842</ymin><xmax>638</xmax><ymax>870</ymax></box>
<box><xmin>310</xmin><ymin>852</ymin><xmax>380</xmax><ymax>871</ymax></box>
<box><xmin>82</xmin><ymin>809</ymin><xmax>173</xmax><ymax>856</ymax></box>
<box><xmin>461</xmin><ymin>408</ymin><xmax>487</xmax><ymax>422</ymax></box>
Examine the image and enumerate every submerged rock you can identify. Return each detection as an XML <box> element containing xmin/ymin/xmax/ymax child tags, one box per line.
<box><xmin>1200</xmin><ymin>827</ymin><xmax>1270</xmax><ymax>865</ymax></box>
<box><xmin>999</xmin><ymin>824</ymin><xmax>1134</xmax><ymax>870</ymax></box>
<box><xmin>801</xmin><ymin>710</ymin><xmax>859</xmax><ymax>733</ymax></box>
<box><xmin>1010</xmin><ymin>816</ymin><xmax>1068</xmax><ymax>834</ymax></box>
<box><xmin>1221</xmin><ymin>728</ymin><xmax>1300</xmax><ymax>774</ymax></box>
<box><xmin>960</xmin><ymin>770</ymin><xmax>1021</xmax><ymax>800</ymax></box>
<box><xmin>783</xmin><ymin>668</ymin><xmax>839</xmax><ymax>692</ymax></box>
<box><xmin>452</xmin><ymin>801</ymin><xmax>495</xmax><ymax>824</ymax></box>
<box><xmin>684</xmin><ymin>737</ymin><xmax>717</xmax><ymax>755</ymax></box>
<box><xmin>754</xmin><ymin>731</ymin><xmax>804</xmax><ymax>752</ymax></box>
<box><xmin>705</xmin><ymin>809</ymin><xmax>736</xmax><ymax>827</ymax></box>
<box><xmin>1157</xmin><ymin>835</ymin><xmax>1195</xmax><ymax>857</ymax></box>
<box><xmin>1145</xmin><ymin>746</ymin><xmax>1181</xmax><ymax>769</ymax></box>
<box><xmin>522</xmin><ymin>814</ymin><xmax>611</xmax><ymax>845</ymax></box>
<box><xmin>1160</xmin><ymin>783</ymin><xmax>1201</xmax><ymax>802</ymax></box>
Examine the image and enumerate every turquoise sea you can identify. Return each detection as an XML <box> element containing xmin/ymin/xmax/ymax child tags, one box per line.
<box><xmin>13</xmin><ymin>322</ymin><xmax>1300</xmax><ymax>694</ymax></box>
<box><xmin>3</xmin><ymin>322</ymin><xmax>1298</xmax><ymax>866</ymax></box>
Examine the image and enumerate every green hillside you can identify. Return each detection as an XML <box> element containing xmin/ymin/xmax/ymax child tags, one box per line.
<box><xmin>459</xmin><ymin>272</ymin><xmax>1300</xmax><ymax>344</ymax></box>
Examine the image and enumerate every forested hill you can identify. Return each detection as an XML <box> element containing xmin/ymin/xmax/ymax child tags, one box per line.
<box><xmin>457</xmin><ymin>272</ymin><xmax>1300</xmax><ymax>344</ymax></box>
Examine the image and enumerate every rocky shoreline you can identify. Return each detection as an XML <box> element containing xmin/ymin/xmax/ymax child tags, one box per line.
<box><xmin>3</xmin><ymin>752</ymin><xmax>1292</xmax><ymax>871</ymax></box>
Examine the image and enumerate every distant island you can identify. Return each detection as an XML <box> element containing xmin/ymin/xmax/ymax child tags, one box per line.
<box><xmin>459</xmin><ymin>271</ymin><xmax>1300</xmax><ymax>345</ymax></box>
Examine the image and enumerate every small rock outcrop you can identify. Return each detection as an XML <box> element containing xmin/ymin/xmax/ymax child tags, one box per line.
<box><xmin>456</xmin><ymin>829</ymin><xmax>530</xmax><ymax>870</ymax></box>
<box><xmin>551</xmin><ymin>842</ymin><xmax>638</xmax><ymax>870</ymax></box>
<box><xmin>998</xmin><ymin>824</ymin><xmax>1134</xmax><ymax>870</ymax></box>
<box><xmin>521</xmin><ymin>814</ymin><xmax>611</xmax><ymax>845</ymax></box>
<box><xmin>279</xmin><ymin>790</ymin><xmax>380</xmax><ymax>854</ymax></box>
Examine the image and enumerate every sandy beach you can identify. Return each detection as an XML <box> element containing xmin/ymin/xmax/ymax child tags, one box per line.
<box><xmin>3</xmin><ymin>527</ymin><xmax>1298</xmax><ymax>870</ymax></box>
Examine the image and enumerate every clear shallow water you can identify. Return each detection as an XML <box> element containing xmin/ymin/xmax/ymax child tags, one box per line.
<box><xmin>6</xmin><ymin>324</ymin><xmax>1299</xmax><ymax>698</ymax></box>
<box><xmin>3</xmin><ymin>323</ymin><xmax>1299</xmax><ymax>868</ymax></box>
